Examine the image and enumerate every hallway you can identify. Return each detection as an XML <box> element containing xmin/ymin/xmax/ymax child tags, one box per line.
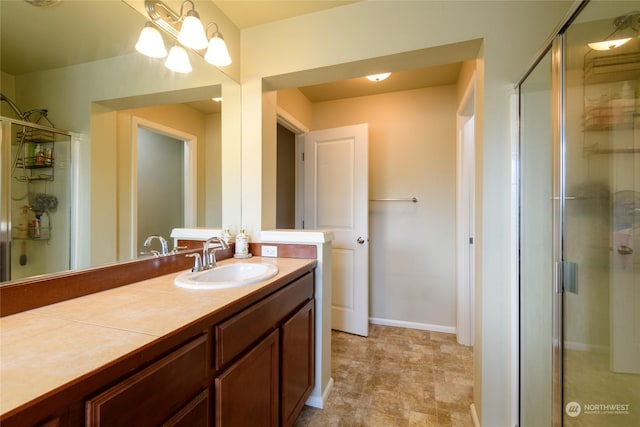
<box><xmin>295</xmin><ymin>324</ymin><xmax>474</xmax><ymax>426</ymax></box>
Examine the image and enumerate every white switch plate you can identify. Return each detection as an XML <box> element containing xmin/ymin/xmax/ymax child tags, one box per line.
<box><xmin>261</xmin><ymin>245</ymin><xmax>278</xmax><ymax>257</ymax></box>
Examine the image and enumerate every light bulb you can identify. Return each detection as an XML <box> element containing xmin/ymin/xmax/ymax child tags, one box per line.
<box><xmin>178</xmin><ymin>11</ymin><xmax>208</xmax><ymax>50</ymax></box>
<box><xmin>204</xmin><ymin>34</ymin><xmax>232</xmax><ymax>66</ymax></box>
<box><xmin>165</xmin><ymin>46</ymin><xmax>192</xmax><ymax>73</ymax></box>
<box><xmin>135</xmin><ymin>23</ymin><xmax>167</xmax><ymax>58</ymax></box>
<box><xmin>366</xmin><ymin>73</ymin><xmax>391</xmax><ymax>82</ymax></box>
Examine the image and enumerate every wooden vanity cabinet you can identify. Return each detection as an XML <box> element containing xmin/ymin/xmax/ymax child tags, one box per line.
<box><xmin>1</xmin><ymin>264</ymin><xmax>316</xmax><ymax>427</ymax></box>
<box><xmin>213</xmin><ymin>272</ymin><xmax>315</xmax><ymax>427</ymax></box>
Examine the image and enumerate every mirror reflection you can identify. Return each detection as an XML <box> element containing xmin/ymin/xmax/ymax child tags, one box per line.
<box><xmin>0</xmin><ymin>0</ymin><xmax>240</xmax><ymax>284</ymax></box>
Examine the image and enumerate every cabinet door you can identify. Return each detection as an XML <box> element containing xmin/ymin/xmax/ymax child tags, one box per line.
<box><xmin>162</xmin><ymin>389</ymin><xmax>209</xmax><ymax>427</ymax></box>
<box><xmin>215</xmin><ymin>330</ymin><xmax>279</xmax><ymax>427</ymax></box>
<box><xmin>281</xmin><ymin>299</ymin><xmax>315</xmax><ymax>427</ymax></box>
<box><xmin>215</xmin><ymin>272</ymin><xmax>313</xmax><ymax>370</ymax></box>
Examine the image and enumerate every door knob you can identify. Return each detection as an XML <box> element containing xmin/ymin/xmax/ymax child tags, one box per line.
<box><xmin>357</xmin><ymin>237</ymin><xmax>365</xmax><ymax>244</ymax></box>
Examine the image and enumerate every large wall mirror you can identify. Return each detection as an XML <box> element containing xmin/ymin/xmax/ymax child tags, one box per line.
<box><xmin>0</xmin><ymin>0</ymin><xmax>241</xmax><ymax>284</ymax></box>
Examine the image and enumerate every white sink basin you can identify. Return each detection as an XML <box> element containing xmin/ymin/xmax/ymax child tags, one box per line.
<box><xmin>174</xmin><ymin>262</ymin><xmax>279</xmax><ymax>289</ymax></box>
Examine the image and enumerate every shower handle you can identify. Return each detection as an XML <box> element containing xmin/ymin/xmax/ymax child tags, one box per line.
<box><xmin>617</xmin><ymin>245</ymin><xmax>633</xmax><ymax>255</ymax></box>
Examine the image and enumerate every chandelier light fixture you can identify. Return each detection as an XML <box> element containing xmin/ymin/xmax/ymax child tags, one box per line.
<box><xmin>136</xmin><ymin>0</ymin><xmax>232</xmax><ymax>72</ymax></box>
<box><xmin>587</xmin><ymin>11</ymin><xmax>639</xmax><ymax>51</ymax></box>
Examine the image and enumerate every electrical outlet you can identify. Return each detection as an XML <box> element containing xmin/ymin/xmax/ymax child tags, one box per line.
<box><xmin>261</xmin><ymin>245</ymin><xmax>278</xmax><ymax>257</ymax></box>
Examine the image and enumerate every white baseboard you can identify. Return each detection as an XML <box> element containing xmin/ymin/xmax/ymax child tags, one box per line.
<box><xmin>305</xmin><ymin>377</ymin><xmax>334</xmax><ymax>409</ymax></box>
<box><xmin>369</xmin><ymin>317</ymin><xmax>456</xmax><ymax>334</ymax></box>
<box><xmin>471</xmin><ymin>403</ymin><xmax>480</xmax><ymax>427</ymax></box>
<box><xmin>564</xmin><ymin>341</ymin><xmax>608</xmax><ymax>353</ymax></box>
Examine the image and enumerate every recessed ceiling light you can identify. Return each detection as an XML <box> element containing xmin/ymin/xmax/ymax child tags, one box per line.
<box><xmin>366</xmin><ymin>73</ymin><xmax>391</xmax><ymax>82</ymax></box>
<box><xmin>212</xmin><ymin>97</ymin><xmax>223</xmax><ymax>102</ymax></box>
<box><xmin>587</xmin><ymin>37</ymin><xmax>632</xmax><ymax>51</ymax></box>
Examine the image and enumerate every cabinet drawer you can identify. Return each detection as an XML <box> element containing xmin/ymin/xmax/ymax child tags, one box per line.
<box><xmin>86</xmin><ymin>334</ymin><xmax>207</xmax><ymax>426</ymax></box>
<box><xmin>215</xmin><ymin>272</ymin><xmax>313</xmax><ymax>370</ymax></box>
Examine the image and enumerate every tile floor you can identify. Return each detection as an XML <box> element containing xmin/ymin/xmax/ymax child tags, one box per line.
<box><xmin>563</xmin><ymin>348</ymin><xmax>640</xmax><ymax>427</ymax></box>
<box><xmin>295</xmin><ymin>324</ymin><xmax>474</xmax><ymax>427</ymax></box>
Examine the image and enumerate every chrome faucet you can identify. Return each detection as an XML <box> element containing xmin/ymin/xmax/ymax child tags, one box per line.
<box><xmin>186</xmin><ymin>253</ymin><xmax>203</xmax><ymax>272</ymax></box>
<box><xmin>144</xmin><ymin>235</ymin><xmax>169</xmax><ymax>256</ymax></box>
<box><xmin>203</xmin><ymin>237</ymin><xmax>229</xmax><ymax>269</ymax></box>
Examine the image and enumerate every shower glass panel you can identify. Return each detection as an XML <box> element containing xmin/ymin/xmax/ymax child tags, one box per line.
<box><xmin>563</xmin><ymin>2</ymin><xmax>640</xmax><ymax>425</ymax></box>
<box><xmin>519</xmin><ymin>50</ymin><xmax>554</xmax><ymax>427</ymax></box>
<box><xmin>0</xmin><ymin>118</ymin><xmax>72</xmax><ymax>282</ymax></box>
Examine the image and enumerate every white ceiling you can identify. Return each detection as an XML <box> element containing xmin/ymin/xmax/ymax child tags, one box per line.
<box><xmin>212</xmin><ymin>0</ymin><xmax>463</xmax><ymax>102</ymax></box>
<box><xmin>213</xmin><ymin>0</ymin><xmax>360</xmax><ymax>30</ymax></box>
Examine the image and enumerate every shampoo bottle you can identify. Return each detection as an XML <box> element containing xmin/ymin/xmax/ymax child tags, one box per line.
<box><xmin>15</xmin><ymin>205</ymin><xmax>30</xmax><ymax>239</ymax></box>
<box><xmin>222</xmin><ymin>228</ymin><xmax>233</xmax><ymax>245</ymax></box>
<box><xmin>40</xmin><ymin>211</ymin><xmax>50</xmax><ymax>239</ymax></box>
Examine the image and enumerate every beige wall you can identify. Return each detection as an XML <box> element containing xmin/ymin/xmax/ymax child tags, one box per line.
<box><xmin>240</xmin><ymin>1</ymin><xmax>575</xmax><ymax>424</ymax></box>
<box><xmin>310</xmin><ymin>86</ymin><xmax>458</xmax><ymax>328</ymax></box>
<box><xmin>88</xmin><ymin>104</ymin><xmax>221</xmax><ymax>265</ymax></box>
<box><xmin>0</xmin><ymin>72</ymin><xmax>17</xmax><ymax>118</ymax></box>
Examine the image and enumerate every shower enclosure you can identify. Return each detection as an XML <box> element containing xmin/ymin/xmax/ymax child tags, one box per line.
<box><xmin>519</xmin><ymin>1</ymin><xmax>639</xmax><ymax>425</ymax></box>
<box><xmin>0</xmin><ymin>115</ymin><xmax>73</xmax><ymax>282</ymax></box>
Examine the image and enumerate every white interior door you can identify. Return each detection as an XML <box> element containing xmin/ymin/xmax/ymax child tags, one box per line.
<box><xmin>304</xmin><ymin>124</ymin><xmax>369</xmax><ymax>336</ymax></box>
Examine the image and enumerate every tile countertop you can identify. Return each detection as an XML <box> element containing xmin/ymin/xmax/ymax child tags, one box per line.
<box><xmin>0</xmin><ymin>257</ymin><xmax>315</xmax><ymax>416</ymax></box>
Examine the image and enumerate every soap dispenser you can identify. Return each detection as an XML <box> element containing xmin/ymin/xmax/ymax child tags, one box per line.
<box><xmin>234</xmin><ymin>228</ymin><xmax>251</xmax><ymax>258</ymax></box>
<box><xmin>222</xmin><ymin>228</ymin><xmax>234</xmax><ymax>245</ymax></box>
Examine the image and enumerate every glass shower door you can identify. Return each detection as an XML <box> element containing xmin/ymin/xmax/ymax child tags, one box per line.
<box><xmin>0</xmin><ymin>117</ymin><xmax>72</xmax><ymax>282</ymax></box>
<box><xmin>563</xmin><ymin>2</ymin><xmax>640</xmax><ymax>425</ymax></box>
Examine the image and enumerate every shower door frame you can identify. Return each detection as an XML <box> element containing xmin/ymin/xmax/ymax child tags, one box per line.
<box><xmin>516</xmin><ymin>1</ymin><xmax>589</xmax><ymax>425</ymax></box>
<box><xmin>1</xmin><ymin>120</ymin><xmax>11</xmax><ymax>281</ymax></box>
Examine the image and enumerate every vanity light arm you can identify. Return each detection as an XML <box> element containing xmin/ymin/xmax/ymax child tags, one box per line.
<box><xmin>206</xmin><ymin>22</ymin><xmax>221</xmax><ymax>37</ymax></box>
<box><xmin>144</xmin><ymin>0</ymin><xmax>182</xmax><ymax>39</ymax></box>
<box><xmin>179</xmin><ymin>0</ymin><xmax>197</xmax><ymax>21</ymax></box>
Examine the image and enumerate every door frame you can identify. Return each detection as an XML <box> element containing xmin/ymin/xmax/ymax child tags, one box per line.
<box><xmin>130</xmin><ymin>116</ymin><xmax>197</xmax><ymax>258</ymax></box>
<box><xmin>276</xmin><ymin>107</ymin><xmax>308</xmax><ymax>229</ymax></box>
<box><xmin>456</xmin><ymin>72</ymin><xmax>476</xmax><ymax>347</ymax></box>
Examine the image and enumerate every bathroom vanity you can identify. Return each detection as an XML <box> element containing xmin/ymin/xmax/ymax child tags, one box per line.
<box><xmin>0</xmin><ymin>256</ymin><xmax>316</xmax><ymax>427</ymax></box>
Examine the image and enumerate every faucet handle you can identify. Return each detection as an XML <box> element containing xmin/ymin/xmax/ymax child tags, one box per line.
<box><xmin>186</xmin><ymin>253</ymin><xmax>203</xmax><ymax>272</ymax></box>
<box><xmin>171</xmin><ymin>245</ymin><xmax>188</xmax><ymax>254</ymax></box>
